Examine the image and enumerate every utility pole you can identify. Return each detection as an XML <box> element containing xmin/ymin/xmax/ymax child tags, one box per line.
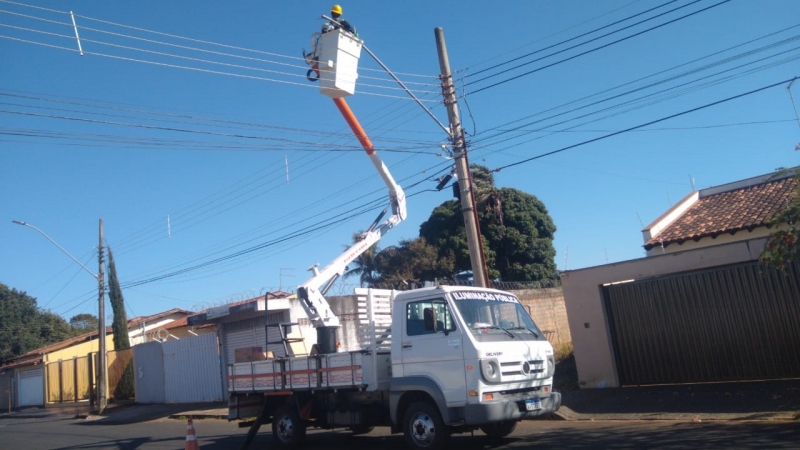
<box><xmin>97</xmin><ymin>219</ymin><xmax>107</xmax><ymax>414</ymax></box>
<box><xmin>11</xmin><ymin>218</ymin><xmax>109</xmax><ymax>413</ymax></box>
<box><xmin>435</xmin><ymin>27</ymin><xmax>490</xmax><ymax>287</ymax></box>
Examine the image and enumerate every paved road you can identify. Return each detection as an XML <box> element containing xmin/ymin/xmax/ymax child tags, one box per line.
<box><xmin>2</xmin><ymin>416</ymin><xmax>799</xmax><ymax>449</ymax></box>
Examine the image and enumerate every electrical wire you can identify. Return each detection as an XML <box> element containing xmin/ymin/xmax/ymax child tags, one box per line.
<box><xmin>460</xmin><ymin>0</ymin><xmax>644</xmax><ymax>73</ymax></box>
<box><xmin>473</xmin><ymin>22</ymin><xmax>800</xmax><ymax>136</ymax></box>
<box><xmin>466</xmin><ymin>0</ymin><xmax>732</xmax><ymax>95</ymax></box>
<box><xmin>466</xmin><ymin>29</ymin><xmax>800</xmax><ymax>149</ymax></box>
<box><xmin>466</xmin><ymin>0</ymin><xmax>681</xmax><ymax>79</ymax></box>
<box><xmin>489</xmin><ymin>76</ymin><xmax>797</xmax><ymax>173</ymax></box>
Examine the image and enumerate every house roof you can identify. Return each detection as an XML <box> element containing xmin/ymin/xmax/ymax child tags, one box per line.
<box><xmin>188</xmin><ymin>291</ymin><xmax>293</xmax><ymax>325</ymax></box>
<box><xmin>1</xmin><ymin>327</ymin><xmax>113</xmax><ymax>368</ymax></box>
<box><xmin>158</xmin><ymin>316</ymin><xmax>215</xmax><ymax>331</ymax></box>
<box><xmin>1</xmin><ymin>308</ymin><xmax>194</xmax><ymax>369</ymax></box>
<box><xmin>128</xmin><ymin>308</ymin><xmax>192</xmax><ymax>328</ymax></box>
<box><xmin>643</xmin><ymin>169</ymin><xmax>798</xmax><ymax>251</ymax></box>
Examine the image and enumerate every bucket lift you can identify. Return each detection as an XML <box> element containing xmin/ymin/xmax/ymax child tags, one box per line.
<box><xmin>304</xmin><ymin>28</ymin><xmax>363</xmax><ymax>98</ymax></box>
<box><xmin>297</xmin><ymin>23</ymin><xmax>404</xmax><ymax>353</ymax></box>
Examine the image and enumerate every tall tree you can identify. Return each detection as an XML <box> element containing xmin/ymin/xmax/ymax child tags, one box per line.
<box><xmin>375</xmin><ymin>238</ymin><xmax>455</xmax><ymax>287</ymax></box>
<box><xmin>759</xmin><ymin>169</ymin><xmax>800</xmax><ymax>270</ymax></box>
<box><xmin>106</xmin><ymin>247</ymin><xmax>134</xmax><ymax>399</ymax></box>
<box><xmin>70</xmin><ymin>313</ymin><xmax>99</xmax><ymax>333</ymax></box>
<box><xmin>343</xmin><ymin>231</ymin><xmax>380</xmax><ymax>287</ymax></box>
<box><xmin>417</xmin><ymin>164</ymin><xmax>558</xmax><ymax>282</ymax></box>
<box><xmin>0</xmin><ymin>283</ymin><xmax>74</xmax><ymax>364</ymax></box>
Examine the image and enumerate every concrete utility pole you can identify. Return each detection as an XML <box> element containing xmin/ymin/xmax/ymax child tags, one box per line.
<box><xmin>11</xmin><ymin>219</ymin><xmax>108</xmax><ymax>413</ymax></box>
<box><xmin>435</xmin><ymin>27</ymin><xmax>490</xmax><ymax>287</ymax></box>
<box><xmin>97</xmin><ymin>219</ymin><xmax>107</xmax><ymax>414</ymax></box>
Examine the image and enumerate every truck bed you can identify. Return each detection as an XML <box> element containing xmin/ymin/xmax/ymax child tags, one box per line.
<box><xmin>228</xmin><ymin>352</ymin><xmax>369</xmax><ymax>392</ymax></box>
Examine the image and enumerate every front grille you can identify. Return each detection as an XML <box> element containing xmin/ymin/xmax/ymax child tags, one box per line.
<box><xmin>500</xmin><ymin>359</ymin><xmax>545</xmax><ymax>377</ymax></box>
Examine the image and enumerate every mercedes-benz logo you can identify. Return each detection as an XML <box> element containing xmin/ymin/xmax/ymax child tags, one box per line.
<box><xmin>522</xmin><ymin>361</ymin><xmax>530</xmax><ymax>375</ymax></box>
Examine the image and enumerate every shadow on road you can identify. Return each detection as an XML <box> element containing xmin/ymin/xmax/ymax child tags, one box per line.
<box><xmin>198</xmin><ymin>422</ymin><xmax>800</xmax><ymax>450</ymax></box>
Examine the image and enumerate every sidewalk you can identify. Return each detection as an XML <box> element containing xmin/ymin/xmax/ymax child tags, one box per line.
<box><xmin>554</xmin><ymin>378</ymin><xmax>800</xmax><ymax>421</ymax></box>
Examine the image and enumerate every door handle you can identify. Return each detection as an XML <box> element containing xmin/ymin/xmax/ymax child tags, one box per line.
<box><xmin>403</xmin><ymin>343</ymin><xmax>413</xmax><ymax>349</ymax></box>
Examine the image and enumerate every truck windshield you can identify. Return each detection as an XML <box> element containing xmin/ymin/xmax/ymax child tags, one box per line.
<box><xmin>450</xmin><ymin>290</ymin><xmax>545</xmax><ymax>342</ymax></box>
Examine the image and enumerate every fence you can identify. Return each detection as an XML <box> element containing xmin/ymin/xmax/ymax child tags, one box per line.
<box><xmin>45</xmin><ymin>355</ymin><xmax>92</xmax><ymax>404</ymax></box>
<box><xmin>107</xmin><ymin>348</ymin><xmax>134</xmax><ymax>400</ymax></box>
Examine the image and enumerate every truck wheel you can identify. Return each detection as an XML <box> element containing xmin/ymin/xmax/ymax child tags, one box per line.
<box><xmin>403</xmin><ymin>401</ymin><xmax>449</xmax><ymax>450</ymax></box>
<box><xmin>272</xmin><ymin>404</ymin><xmax>306</xmax><ymax>449</ymax></box>
<box><xmin>349</xmin><ymin>425</ymin><xmax>375</xmax><ymax>435</ymax></box>
<box><xmin>480</xmin><ymin>420</ymin><xmax>518</xmax><ymax>438</ymax></box>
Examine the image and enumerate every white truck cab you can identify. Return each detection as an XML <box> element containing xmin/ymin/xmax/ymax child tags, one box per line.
<box><xmin>389</xmin><ymin>285</ymin><xmax>560</xmax><ymax>448</ymax></box>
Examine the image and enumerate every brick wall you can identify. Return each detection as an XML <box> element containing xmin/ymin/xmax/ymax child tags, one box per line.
<box><xmin>512</xmin><ymin>287</ymin><xmax>571</xmax><ymax>348</ymax></box>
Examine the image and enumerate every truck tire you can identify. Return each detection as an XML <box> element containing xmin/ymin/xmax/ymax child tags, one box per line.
<box><xmin>479</xmin><ymin>420</ymin><xmax>518</xmax><ymax>438</ymax></box>
<box><xmin>272</xmin><ymin>404</ymin><xmax>306</xmax><ymax>449</ymax></box>
<box><xmin>403</xmin><ymin>401</ymin><xmax>449</xmax><ymax>450</ymax></box>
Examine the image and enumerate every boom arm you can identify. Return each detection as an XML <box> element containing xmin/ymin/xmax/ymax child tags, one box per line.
<box><xmin>297</xmin><ymin>97</ymin><xmax>407</xmax><ymax>328</ymax></box>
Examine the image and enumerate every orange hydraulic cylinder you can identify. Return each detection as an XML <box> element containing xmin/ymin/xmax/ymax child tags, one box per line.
<box><xmin>332</xmin><ymin>97</ymin><xmax>375</xmax><ymax>155</ymax></box>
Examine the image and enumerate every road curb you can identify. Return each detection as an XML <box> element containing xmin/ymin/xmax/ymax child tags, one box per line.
<box><xmin>546</xmin><ymin>405</ymin><xmax>799</xmax><ymax>422</ymax></box>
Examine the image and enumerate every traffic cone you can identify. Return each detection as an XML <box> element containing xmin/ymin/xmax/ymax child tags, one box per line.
<box><xmin>185</xmin><ymin>418</ymin><xmax>199</xmax><ymax>450</ymax></box>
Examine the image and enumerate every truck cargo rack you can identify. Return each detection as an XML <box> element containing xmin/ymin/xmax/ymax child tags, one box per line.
<box><xmin>228</xmin><ymin>351</ymin><xmax>365</xmax><ymax>393</ymax></box>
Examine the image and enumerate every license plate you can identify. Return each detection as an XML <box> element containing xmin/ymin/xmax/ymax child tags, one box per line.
<box><xmin>525</xmin><ymin>399</ymin><xmax>542</xmax><ymax>411</ymax></box>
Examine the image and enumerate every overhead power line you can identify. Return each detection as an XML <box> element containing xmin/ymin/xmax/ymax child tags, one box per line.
<box><xmin>467</xmin><ymin>0</ymin><xmax>681</xmax><ymax>79</ymax></box>
<box><xmin>466</xmin><ymin>0</ymin><xmax>732</xmax><ymax>95</ymax></box>
<box><xmin>491</xmin><ymin>76</ymin><xmax>798</xmax><ymax>172</ymax></box>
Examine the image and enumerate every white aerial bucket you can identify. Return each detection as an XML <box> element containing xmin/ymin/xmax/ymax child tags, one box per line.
<box><xmin>317</xmin><ymin>29</ymin><xmax>363</xmax><ymax>98</ymax></box>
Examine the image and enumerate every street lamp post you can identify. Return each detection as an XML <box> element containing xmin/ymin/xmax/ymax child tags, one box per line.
<box><xmin>12</xmin><ymin>219</ymin><xmax>108</xmax><ymax>414</ymax></box>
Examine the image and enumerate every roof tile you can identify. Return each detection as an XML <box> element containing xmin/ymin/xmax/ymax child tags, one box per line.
<box><xmin>645</xmin><ymin>176</ymin><xmax>797</xmax><ymax>250</ymax></box>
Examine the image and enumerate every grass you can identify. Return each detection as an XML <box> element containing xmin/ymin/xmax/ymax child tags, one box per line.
<box><xmin>554</xmin><ymin>341</ymin><xmax>573</xmax><ymax>363</ymax></box>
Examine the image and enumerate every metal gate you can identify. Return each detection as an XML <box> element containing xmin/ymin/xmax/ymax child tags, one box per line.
<box><xmin>222</xmin><ymin>312</ymin><xmax>288</xmax><ymax>364</ymax></box>
<box><xmin>603</xmin><ymin>260</ymin><xmax>800</xmax><ymax>386</ymax></box>
<box><xmin>18</xmin><ymin>368</ymin><xmax>43</xmax><ymax>406</ymax></box>
<box><xmin>163</xmin><ymin>333</ymin><xmax>223</xmax><ymax>403</ymax></box>
<box><xmin>45</xmin><ymin>355</ymin><xmax>91</xmax><ymax>403</ymax></box>
<box><xmin>133</xmin><ymin>333</ymin><xmax>224</xmax><ymax>403</ymax></box>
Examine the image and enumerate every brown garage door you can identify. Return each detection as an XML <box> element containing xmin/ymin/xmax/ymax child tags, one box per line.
<box><xmin>603</xmin><ymin>260</ymin><xmax>800</xmax><ymax>385</ymax></box>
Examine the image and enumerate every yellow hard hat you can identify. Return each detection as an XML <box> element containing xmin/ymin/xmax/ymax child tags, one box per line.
<box><xmin>331</xmin><ymin>4</ymin><xmax>343</xmax><ymax>15</ymax></box>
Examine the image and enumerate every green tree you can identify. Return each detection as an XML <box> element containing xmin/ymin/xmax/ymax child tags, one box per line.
<box><xmin>759</xmin><ymin>170</ymin><xmax>800</xmax><ymax>270</ymax></box>
<box><xmin>375</xmin><ymin>237</ymin><xmax>455</xmax><ymax>287</ymax></box>
<box><xmin>40</xmin><ymin>311</ymin><xmax>76</xmax><ymax>343</ymax></box>
<box><xmin>417</xmin><ymin>164</ymin><xmax>558</xmax><ymax>282</ymax></box>
<box><xmin>106</xmin><ymin>247</ymin><xmax>134</xmax><ymax>399</ymax></box>
<box><xmin>69</xmin><ymin>313</ymin><xmax>99</xmax><ymax>333</ymax></box>
<box><xmin>0</xmin><ymin>283</ymin><xmax>75</xmax><ymax>364</ymax></box>
<box><xmin>343</xmin><ymin>231</ymin><xmax>380</xmax><ymax>287</ymax></box>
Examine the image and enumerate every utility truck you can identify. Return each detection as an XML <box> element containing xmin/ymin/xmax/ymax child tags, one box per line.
<box><xmin>229</xmin><ymin>286</ymin><xmax>561</xmax><ymax>450</ymax></box>
<box><xmin>227</xmin><ymin>26</ymin><xmax>559</xmax><ymax>450</ymax></box>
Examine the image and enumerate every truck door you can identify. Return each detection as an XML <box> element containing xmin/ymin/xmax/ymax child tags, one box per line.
<box><xmin>401</xmin><ymin>298</ymin><xmax>466</xmax><ymax>405</ymax></box>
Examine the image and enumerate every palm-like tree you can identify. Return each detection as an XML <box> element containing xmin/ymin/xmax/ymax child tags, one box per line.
<box><xmin>342</xmin><ymin>231</ymin><xmax>380</xmax><ymax>287</ymax></box>
<box><xmin>472</xmin><ymin>165</ymin><xmax>504</xmax><ymax>230</ymax></box>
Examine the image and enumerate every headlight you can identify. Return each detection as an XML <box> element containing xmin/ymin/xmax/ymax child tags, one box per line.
<box><xmin>480</xmin><ymin>358</ymin><xmax>501</xmax><ymax>383</ymax></box>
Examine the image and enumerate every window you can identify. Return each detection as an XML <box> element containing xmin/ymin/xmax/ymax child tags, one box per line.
<box><xmin>451</xmin><ymin>291</ymin><xmax>545</xmax><ymax>342</ymax></box>
<box><xmin>406</xmin><ymin>299</ymin><xmax>456</xmax><ymax>336</ymax></box>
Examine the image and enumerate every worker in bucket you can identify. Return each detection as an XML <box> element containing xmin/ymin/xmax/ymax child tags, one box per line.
<box><xmin>327</xmin><ymin>4</ymin><xmax>357</xmax><ymax>36</ymax></box>
<box><xmin>305</xmin><ymin>5</ymin><xmax>357</xmax><ymax>82</ymax></box>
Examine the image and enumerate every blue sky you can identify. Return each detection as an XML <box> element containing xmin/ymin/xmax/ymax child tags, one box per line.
<box><xmin>2</xmin><ymin>0</ymin><xmax>799</xmax><ymax>321</ymax></box>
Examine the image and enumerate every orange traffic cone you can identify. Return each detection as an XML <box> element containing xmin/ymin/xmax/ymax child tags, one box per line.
<box><xmin>185</xmin><ymin>418</ymin><xmax>199</xmax><ymax>450</ymax></box>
